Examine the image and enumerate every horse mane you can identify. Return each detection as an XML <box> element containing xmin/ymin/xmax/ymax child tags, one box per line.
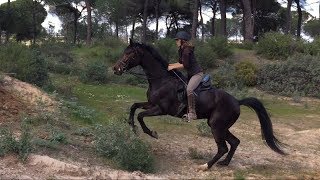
<box><xmin>131</xmin><ymin>42</ymin><xmax>186</xmax><ymax>80</ymax></box>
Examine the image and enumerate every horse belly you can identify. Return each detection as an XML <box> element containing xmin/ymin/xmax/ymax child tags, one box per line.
<box><xmin>196</xmin><ymin>92</ymin><xmax>215</xmax><ymax>119</ymax></box>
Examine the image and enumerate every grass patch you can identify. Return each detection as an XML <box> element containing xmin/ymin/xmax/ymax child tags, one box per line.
<box><xmin>196</xmin><ymin>121</ymin><xmax>211</xmax><ymax>137</ymax></box>
<box><xmin>188</xmin><ymin>147</ymin><xmax>206</xmax><ymax>159</ymax></box>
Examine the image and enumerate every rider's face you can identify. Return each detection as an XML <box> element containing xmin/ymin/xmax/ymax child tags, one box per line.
<box><xmin>175</xmin><ymin>39</ymin><xmax>182</xmax><ymax>47</ymax></box>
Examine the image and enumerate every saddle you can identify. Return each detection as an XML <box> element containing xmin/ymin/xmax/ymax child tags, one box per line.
<box><xmin>176</xmin><ymin>74</ymin><xmax>213</xmax><ymax>117</ymax></box>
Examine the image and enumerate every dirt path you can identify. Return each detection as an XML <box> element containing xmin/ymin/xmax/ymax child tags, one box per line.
<box><xmin>145</xmin><ymin>119</ymin><xmax>320</xmax><ymax>179</ymax></box>
<box><xmin>1</xmin><ymin>120</ymin><xmax>318</xmax><ymax>179</ymax></box>
<box><xmin>0</xmin><ymin>154</ymin><xmax>163</xmax><ymax>179</ymax></box>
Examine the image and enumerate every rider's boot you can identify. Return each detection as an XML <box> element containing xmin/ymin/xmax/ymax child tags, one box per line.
<box><xmin>183</xmin><ymin>94</ymin><xmax>197</xmax><ymax>122</ymax></box>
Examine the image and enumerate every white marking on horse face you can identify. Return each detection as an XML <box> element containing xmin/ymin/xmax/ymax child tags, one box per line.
<box><xmin>118</xmin><ymin>67</ymin><xmax>121</xmax><ymax>72</ymax></box>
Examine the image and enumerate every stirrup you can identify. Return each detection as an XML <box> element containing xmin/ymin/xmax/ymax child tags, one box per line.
<box><xmin>182</xmin><ymin>114</ymin><xmax>190</xmax><ymax>122</ymax></box>
<box><xmin>182</xmin><ymin>113</ymin><xmax>197</xmax><ymax>122</ymax></box>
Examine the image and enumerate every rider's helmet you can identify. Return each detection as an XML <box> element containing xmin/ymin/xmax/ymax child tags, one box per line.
<box><xmin>174</xmin><ymin>31</ymin><xmax>191</xmax><ymax>41</ymax></box>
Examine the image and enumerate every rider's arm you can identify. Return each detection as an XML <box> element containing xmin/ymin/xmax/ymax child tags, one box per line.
<box><xmin>168</xmin><ymin>62</ymin><xmax>184</xmax><ymax>70</ymax></box>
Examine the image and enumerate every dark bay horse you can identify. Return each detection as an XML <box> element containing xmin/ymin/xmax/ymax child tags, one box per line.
<box><xmin>113</xmin><ymin>39</ymin><xmax>286</xmax><ymax>171</ymax></box>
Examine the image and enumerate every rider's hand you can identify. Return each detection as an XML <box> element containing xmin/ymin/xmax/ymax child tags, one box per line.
<box><xmin>167</xmin><ymin>65</ymin><xmax>174</xmax><ymax>71</ymax></box>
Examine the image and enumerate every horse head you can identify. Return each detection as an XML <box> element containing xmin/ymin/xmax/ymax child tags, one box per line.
<box><xmin>113</xmin><ymin>39</ymin><xmax>144</xmax><ymax>75</ymax></box>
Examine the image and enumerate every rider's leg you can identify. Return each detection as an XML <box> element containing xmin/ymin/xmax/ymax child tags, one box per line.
<box><xmin>186</xmin><ymin>72</ymin><xmax>204</xmax><ymax>120</ymax></box>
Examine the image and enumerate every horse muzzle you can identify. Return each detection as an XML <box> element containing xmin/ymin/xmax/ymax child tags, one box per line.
<box><xmin>113</xmin><ymin>65</ymin><xmax>124</xmax><ymax>75</ymax></box>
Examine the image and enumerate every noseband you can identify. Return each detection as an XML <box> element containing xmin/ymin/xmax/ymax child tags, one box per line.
<box><xmin>118</xmin><ymin>47</ymin><xmax>142</xmax><ymax>72</ymax></box>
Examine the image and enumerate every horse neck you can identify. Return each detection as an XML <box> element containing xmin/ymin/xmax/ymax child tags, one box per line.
<box><xmin>140</xmin><ymin>51</ymin><xmax>170</xmax><ymax>83</ymax></box>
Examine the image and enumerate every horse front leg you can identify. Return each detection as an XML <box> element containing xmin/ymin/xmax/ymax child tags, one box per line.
<box><xmin>137</xmin><ymin>105</ymin><xmax>165</xmax><ymax>139</ymax></box>
<box><xmin>129</xmin><ymin>102</ymin><xmax>152</xmax><ymax>132</ymax></box>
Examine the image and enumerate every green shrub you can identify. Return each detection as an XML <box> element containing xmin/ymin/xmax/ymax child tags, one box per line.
<box><xmin>255</xmin><ymin>32</ymin><xmax>304</xmax><ymax>60</ymax></box>
<box><xmin>0</xmin><ymin>43</ymin><xmax>49</xmax><ymax>87</ymax></box>
<box><xmin>258</xmin><ymin>54</ymin><xmax>320</xmax><ymax>97</ymax></box>
<box><xmin>94</xmin><ymin>121</ymin><xmax>155</xmax><ymax>173</ymax></box>
<box><xmin>235</xmin><ymin>61</ymin><xmax>258</xmax><ymax>86</ymax></box>
<box><xmin>206</xmin><ymin>36</ymin><xmax>233</xmax><ymax>59</ymax></box>
<box><xmin>0</xmin><ymin>124</ymin><xmax>32</xmax><ymax>162</ymax></box>
<box><xmin>100</xmin><ymin>37</ymin><xmax>126</xmax><ymax>49</ymax></box>
<box><xmin>95</xmin><ymin>122</ymin><xmax>130</xmax><ymax>158</ymax></box>
<box><xmin>49</xmin><ymin>128</ymin><xmax>67</xmax><ymax>144</ymax></box>
<box><xmin>33</xmin><ymin>138</ymin><xmax>58</xmax><ymax>150</ymax></box>
<box><xmin>81</xmin><ymin>60</ymin><xmax>108</xmax><ymax>84</ymax></box>
<box><xmin>47</xmin><ymin>60</ymin><xmax>72</xmax><ymax>75</ymax></box>
<box><xmin>306</xmin><ymin>36</ymin><xmax>320</xmax><ymax>56</ymax></box>
<box><xmin>101</xmin><ymin>38</ymin><xmax>126</xmax><ymax>64</ymax></box>
<box><xmin>116</xmin><ymin>138</ymin><xmax>155</xmax><ymax>173</ymax></box>
<box><xmin>17</xmin><ymin>123</ymin><xmax>33</xmax><ymax>161</ymax></box>
<box><xmin>154</xmin><ymin>38</ymin><xmax>178</xmax><ymax>62</ymax></box>
<box><xmin>106</xmin><ymin>47</ymin><xmax>124</xmax><ymax>64</ymax></box>
<box><xmin>73</xmin><ymin>127</ymin><xmax>93</xmax><ymax>137</ymax></box>
<box><xmin>212</xmin><ymin>61</ymin><xmax>244</xmax><ymax>89</ymax></box>
<box><xmin>230</xmin><ymin>42</ymin><xmax>255</xmax><ymax>50</ymax></box>
<box><xmin>0</xmin><ymin>128</ymin><xmax>17</xmax><ymax>156</ymax></box>
<box><xmin>38</xmin><ymin>42</ymin><xmax>74</xmax><ymax>74</ymax></box>
<box><xmin>195</xmin><ymin>41</ymin><xmax>218</xmax><ymax>69</ymax></box>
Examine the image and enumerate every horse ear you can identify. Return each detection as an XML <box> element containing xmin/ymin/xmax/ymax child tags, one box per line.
<box><xmin>129</xmin><ymin>38</ymin><xmax>133</xmax><ymax>45</ymax></box>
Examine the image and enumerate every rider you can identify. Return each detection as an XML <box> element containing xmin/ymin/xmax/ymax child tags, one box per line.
<box><xmin>167</xmin><ymin>31</ymin><xmax>204</xmax><ymax>121</ymax></box>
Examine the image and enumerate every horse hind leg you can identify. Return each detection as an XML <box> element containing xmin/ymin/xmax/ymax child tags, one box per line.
<box><xmin>198</xmin><ymin>128</ymin><xmax>229</xmax><ymax>171</ymax></box>
<box><xmin>198</xmin><ymin>112</ymin><xmax>230</xmax><ymax>171</ymax></box>
<box><xmin>207</xmin><ymin>129</ymin><xmax>229</xmax><ymax>168</ymax></box>
<box><xmin>217</xmin><ymin>130</ymin><xmax>240</xmax><ymax>166</ymax></box>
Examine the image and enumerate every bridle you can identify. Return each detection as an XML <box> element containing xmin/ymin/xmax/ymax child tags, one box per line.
<box><xmin>119</xmin><ymin>46</ymin><xmax>167</xmax><ymax>80</ymax></box>
<box><xmin>118</xmin><ymin>48</ymin><xmax>139</xmax><ymax>72</ymax></box>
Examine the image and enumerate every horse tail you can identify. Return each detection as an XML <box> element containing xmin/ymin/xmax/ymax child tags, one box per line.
<box><xmin>239</xmin><ymin>97</ymin><xmax>286</xmax><ymax>155</ymax></box>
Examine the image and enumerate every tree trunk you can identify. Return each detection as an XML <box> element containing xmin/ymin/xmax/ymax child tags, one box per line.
<box><xmin>85</xmin><ymin>0</ymin><xmax>92</xmax><ymax>45</ymax></box>
<box><xmin>142</xmin><ymin>0</ymin><xmax>149</xmax><ymax>43</ymax></box>
<box><xmin>165</xmin><ymin>15</ymin><xmax>173</xmax><ymax>36</ymax></box>
<box><xmin>285</xmin><ymin>0</ymin><xmax>293</xmax><ymax>34</ymax></box>
<box><xmin>191</xmin><ymin>0</ymin><xmax>199</xmax><ymax>41</ymax></box>
<box><xmin>251</xmin><ymin>0</ymin><xmax>257</xmax><ymax>37</ymax></box>
<box><xmin>295</xmin><ymin>0</ymin><xmax>302</xmax><ymax>38</ymax></box>
<box><xmin>73</xmin><ymin>11</ymin><xmax>78</xmax><ymax>44</ymax></box>
<box><xmin>115</xmin><ymin>20</ymin><xmax>119</xmax><ymax>38</ymax></box>
<box><xmin>211</xmin><ymin>1</ymin><xmax>217</xmax><ymax>37</ymax></box>
<box><xmin>131</xmin><ymin>17</ymin><xmax>135</xmax><ymax>40</ymax></box>
<box><xmin>241</xmin><ymin>0</ymin><xmax>253</xmax><ymax>42</ymax></box>
<box><xmin>199</xmin><ymin>0</ymin><xmax>204</xmax><ymax>41</ymax></box>
<box><xmin>155</xmin><ymin>0</ymin><xmax>160</xmax><ymax>39</ymax></box>
<box><xmin>220</xmin><ymin>0</ymin><xmax>227</xmax><ymax>37</ymax></box>
<box><xmin>5</xmin><ymin>0</ymin><xmax>11</xmax><ymax>43</ymax></box>
<box><xmin>32</xmin><ymin>0</ymin><xmax>36</xmax><ymax>45</ymax></box>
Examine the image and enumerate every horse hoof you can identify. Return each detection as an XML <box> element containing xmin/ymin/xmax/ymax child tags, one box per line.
<box><xmin>196</xmin><ymin>163</ymin><xmax>208</xmax><ymax>172</ymax></box>
<box><xmin>151</xmin><ymin>131</ymin><xmax>158</xmax><ymax>139</ymax></box>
